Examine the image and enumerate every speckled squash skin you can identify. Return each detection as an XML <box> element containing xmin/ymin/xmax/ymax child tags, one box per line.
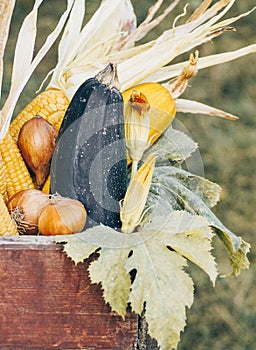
<box><xmin>51</xmin><ymin>67</ymin><xmax>127</xmax><ymax>229</ymax></box>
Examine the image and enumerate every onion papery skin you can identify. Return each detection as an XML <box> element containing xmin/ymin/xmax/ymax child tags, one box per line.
<box><xmin>7</xmin><ymin>189</ymin><xmax>50</xmax><ymax>235</ymax></box>
<box><xmin>38</xmin><ymin>196</ymin><xmax>87</xmax><ymax>236</ymax></box>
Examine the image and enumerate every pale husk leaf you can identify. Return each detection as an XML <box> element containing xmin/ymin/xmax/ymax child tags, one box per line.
<box><xmin>55</xmin><ymin>0</ymin><xmax>85</xmax><ymax>69</ymax></box>
<box><xmin>175</xmin><ymin>98</ymin><xmax>239</xmax><ymax>120</ymax></box>
<box><xmin>0</xmin><ymin>0</ymin><xmax>74</xmax><ymax>141</ymax></box>
<box><xmin>48</xmin><ymin>0</ymin><xmax>137</xmax><ymax>92</ymax></box>
<box><xmin>44</xmin><ymin>0</ymin><xmax>256</xmax><ymax>101</ymax></box>
<box><xmin>111</xmin><ymin>1</ymin><xmax>254</xmax><ymax>90</ymax></box>
<box><xmin>206</xmin><ymin>5</ymin><xmax>256</xmax><ymax>33</ymax></box>
<box><xmin>0</xmin><ymin>0</ymin><xmax>16</xmax><ymax>101</ymax></box>
<box><xmin>53</xmin><ymin>0</ymin><xmax>244</xmax><ymax>94</ymax></box>
<box><xmin>117</xmin><ymin>0</ymin><xmax>181</xmax><ymax>49</ymax></box>
<box><xmin>143</xmin><ymin>44</ymin><xmax>256</xmax><ymax>83</ymax></box>
<box><xmin>187</xmin><ymin>0</ymin><xmax>213</xmax><ymax>22</ymax></box>
<box><xmin>154</xmin><ymin>0</ymin><xmax>233</xmax><ymax>46</ymax></box>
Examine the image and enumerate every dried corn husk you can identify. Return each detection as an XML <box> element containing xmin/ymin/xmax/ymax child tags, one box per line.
<box><xmin>46</xmin><ymin>0</ymin><xmax>255</xmax><ymax>124</ymax></box>
<box><xmin>121</xmin><ymin>154</ymin><xmax>156</xmax><ymax>234</ymax></box>
<box><xmin>1</xmin><ymin>0</ymin><xmax>256</xmax><ymax>139</ymax></box>
<box><xmin>0</xmin><ymin>0</ymin><xmax>74</xmax><ymax>141</ymax></box>
<box><xmin>0</xmin><ymin>0</ymin><xmax>15</xmax><ymax>102</ymax></box>
<box><xmin>124</xmin><ymin>90</ymin><xmax>151</xmax><ymax>177</ymax></box>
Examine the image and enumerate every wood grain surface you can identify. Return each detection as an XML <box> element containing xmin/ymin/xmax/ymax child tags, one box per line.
<box><xmin>0</xmin><ymin>236</ymin><xmax>138</xmax><ymax>349</ymax></box>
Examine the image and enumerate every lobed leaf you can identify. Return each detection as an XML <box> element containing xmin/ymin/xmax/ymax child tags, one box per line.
<box><xmin>89</xmin><ymin>246</ymin><xmax>131</xmax><ymax>318</ymax></box>
<box><xmin>153</xmin><ymin>165</ymin><xmax>221</xmax><ymax>208</ymax></box>
<box><xmin>56</xmin><ymin>210</ymin><xmax>219</xmax><ymax>349</ymax></box>
<box><xmin>150</xmin><ymin>166</ymin><xmax>250</xmax><ymax>275</ymax></box>
<box><xmin>55</xmin><ymin>232</ymin><xmax>98</xmax><ymax>265</ymax></box>
<box><xmin>144</xmin><ymin>211</ymin><xmax>218</xmax><ymax>284</ymax></box>
<box><xmin>142</xmin><ymin>125</ymin><xmax>198</xmax><ymax>166</ymax></box>
<box><xmin>213</xmin><ymin>228</ymin><xmax>250</xmax><ymax>277</ymax></box>
<box><xmin>127</xmin><ymin>237</ymin><xmax>194</xmax><ymax>350</ymax></box>
<box><xmin>55</xmin><ymin>225</ymin><xmax>133</xmax><ymax>263</ymax></box>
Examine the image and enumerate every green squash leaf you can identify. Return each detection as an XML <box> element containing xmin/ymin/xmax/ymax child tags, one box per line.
<box><xmin>143</xmin><ymin>125</ymin><xmax>198</xmax><ymax>166</ymax></box>
<box><xmin>153</xmin><ymin>165</ymin><xmax>221</xmax><ymax>208</ymax></box>
<box><xmin>150</xmin><ymin>166</ymin><xmax>250</xmax><ymax>275</ymax></box>
<box><xmin>89</xmin><ymin>242</ymin><xmax>132</xmax><ymax>318</ymax></box>
<box><xmin>146</xmin><ymin>211</ymin><xmax>218</xmax><ymax>284</ymax></box>
<box><xmin>126</xmin><ymin>236</ymin><xmax>194</xmax><ymax>350</ymax></box>
<box><xmin>55</xmin><ymin>231</ymin><xmax>98</xmax><ymax>265</ymax></box>
<box><xmin>55</xmin><ymin>210</ymin><xmax>217</xmax><ymax>350</ymax></box>
<box><xmin>213</xmin><ymin>227</ymin><xmax>251</xmax><ymax>277</ymax></box>
<box><xmin>55</xmin><ymin>225</ymin><xmax>131</xmax><ymax>264</ymax></box>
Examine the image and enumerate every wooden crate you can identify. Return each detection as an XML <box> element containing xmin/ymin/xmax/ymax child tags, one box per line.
<box><xmin>0</xmin><ymin>236</ymin><xmax>142</xmax><ymax>350</ymax></box>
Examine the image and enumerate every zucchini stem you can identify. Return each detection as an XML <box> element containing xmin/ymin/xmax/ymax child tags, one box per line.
<box><xmin>95</xmin><ymin>62</ymin><xmax>120</xmax><ymax>90</ymax></box>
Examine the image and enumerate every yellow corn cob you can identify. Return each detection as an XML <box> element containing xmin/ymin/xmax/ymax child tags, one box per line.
<box><xmin>9</xmin><ymin>88</ymin><xmax>70</xmax><ymax>141</ymax></box>
<box><xmin>0</xmin><ymin>194</ymin><xmax>18</xmax><ymax>236</ymax></box>
<box><xmin>42</xmin><ymin>175</ymin><xmax>50</xmax><ymax>194</ymax></box>
<box><xmin>0</xmin><ymin>152</ymin><xmax>8</xmax><ymax>203</ymax></box>
<box><xmin>0</xmin><ymin>133</ymin><xmax>34</xmax><ymax>199</ymax></box>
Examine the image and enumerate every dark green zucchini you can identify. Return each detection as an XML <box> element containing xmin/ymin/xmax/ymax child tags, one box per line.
<box><xmin>50</xmin><ymin>63</ymin><xmax>128</xmax><ymax>229</ymax></box>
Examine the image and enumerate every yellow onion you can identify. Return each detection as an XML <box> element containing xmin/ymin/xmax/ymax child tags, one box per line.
<box><xmin>38</xmin><ymin>195</ymin><xmax>87</xmax><ymax>236</ymax></box>
<box><xmin>18</xmin><ymin>115</ymin><xmax>58</xmax><ymax>188</ymax></box>
<box><xmin>7</xmin><ymin>189</ymin><xmax>50</xmax><ymax>235</ymax></box>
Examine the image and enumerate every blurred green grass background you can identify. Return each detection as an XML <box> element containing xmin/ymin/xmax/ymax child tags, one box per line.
<box><xmin>2</xmin><ymin>1</ymin><xmax>256</xmax><ymax>349</ymax></box>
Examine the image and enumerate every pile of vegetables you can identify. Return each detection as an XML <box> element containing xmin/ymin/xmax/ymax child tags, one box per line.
<box><xmin>2</xmin><ymin>62</ymin><xmax>176</xmax><ymax>236</ymax></box>
<box><xmin>0</xmin><ymin>1</ymin><xmax>255</xmax><ymax>349</ymax></box>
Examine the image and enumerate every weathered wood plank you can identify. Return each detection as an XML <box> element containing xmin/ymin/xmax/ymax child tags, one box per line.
<box><xmin>0</xmin><ymin>237</ymin><xmax>138</xmax><ymax>349</ymax></box>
